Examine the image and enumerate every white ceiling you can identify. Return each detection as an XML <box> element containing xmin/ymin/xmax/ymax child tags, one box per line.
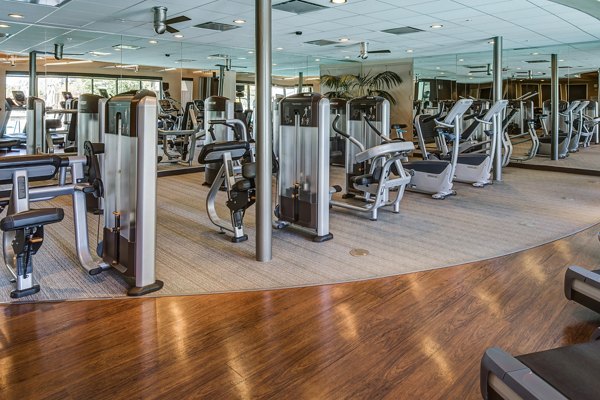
<box><xmin>0</xmin><ymin>0</ymin><xmax>597</xmax><ymax>76</ymax></box>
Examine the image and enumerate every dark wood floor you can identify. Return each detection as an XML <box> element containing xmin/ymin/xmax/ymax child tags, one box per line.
<box><xmin>1</xmin><ymin>226</ymin><xmax>600</xmax><ymax>400</ymax></box>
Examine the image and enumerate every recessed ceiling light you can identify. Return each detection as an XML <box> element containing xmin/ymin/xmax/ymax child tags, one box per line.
<box><xmin>339</xmin><ymin>37</ymin><xmax>349</xmax><ymax>42</ymax></box>
<box><xmin>89</xmin><ymin>51</ymin><xmax>111</xmax><ymax>56</ymax></box>
<box><xmin>149</xmin><ymin>40</ymin><xmax>158</xmax><ymax>44</ymax></box>
<box><xmin>330</xmin><ymin>0</ymin><xmax>347</xmax><ymax>3</ymax></box>
<box><xmin>0</xmin><ymin>24</ymin><xmax>9</xmax><ymax>28</ymax></box>
<box><xmin>406</xmin><ymin>49</ymin><xmax>413</xmax><ymax>53</ymax></box>
<box><xmin>458</xmin><ymin>58</ymin><xmax>464</xmax><ymax>62</ymax></box>
<box><xmin>8</xmin><ymin>14</ymin><xmax>23</xmax><ymax>19</ymax></box>
<box><xmin>531</xmin><ymin>52</ymin><xmax>539</xmax><ymax>55</ymax></box>
<box><xmin>315</xmin><ymin>58</ymin><xmax>320</xmax><ymax>61</ymax></box>
<box><xmin>440</xmin><ymin>72</ymin><xmax>445</xmax><ymax>75</ymax></box>
<box><xmin>344</xmin><ymin>55</ymin><xmax>350</xmax><ymax>59</ymax></box>
<box><xmin>436</xmin><ymin>67</ymin><xmax>440</xmax><ymax>69</ymax></box>
<box><xmin>248</xmin><ymin>50</ymin><xmax>254</xmax><ymax>54</ymax></box>
<box><xmin>488</xmin><ymin>40</ymin><xmax>495</xmax><ymax>44</ymax></box>
<box><xmin>174</xmin><ymin>34</ymin><xmax>183</xmax><ymax>38</ymax></box>
<box><xmin>237</xmin><ymin>57</ymin><xmax>246</xmax><ymax>60</ymax></box>
<box><xmin>559</xmin><ymin>59</ymin><xmax>565</xmax><ymax>62</ymax></box>
<box><xmin>469</xmin><ymin>77</ymin><xmax>473</xmax><ymax>80</ymax></box>
<box><xmin>272</xmin><ymin>63</ymin><xmax>277</xmax><ymax>66</ymax></box>
<box><xmin>430</xmin><ymin>24</ymin><xmax>443</xmax><ymax>29</ymax></box>
<box><xmin>276</xmin><ymin>47</ymin><xmax>283</xmax><ymax>50</ymax></box>
<box><xmin>233</xmin><ymin>19</ymin><xmax>246</xmax><ymax>24</ymax></box>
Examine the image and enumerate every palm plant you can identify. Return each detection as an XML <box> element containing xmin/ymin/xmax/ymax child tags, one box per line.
<box><xmin>320</xmin><ymin>70</ymin><xmax>403</xmax><ymax>104</ymax></box>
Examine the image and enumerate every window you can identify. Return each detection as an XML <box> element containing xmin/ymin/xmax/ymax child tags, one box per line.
<box><xmin>117</xmin><ymin>79</ymin><xmax>141</xmax><ymax>93</ymax></box>
<box><xmin>141</xmin><ymin>80</ymin><xmax>161</xmax><ymax>96</ymax></box>
<box><xmin>67</xmin><ymin>77</ymin><xmax>93</xmax><ymax>98</ymax></box>
<box><xmin>93</xmin><ymin>78</ymin><xmax>117</xmax><ymax>97</ymax></box>
<box><xmin>38</xmin><ymin>76</ymin><xmax>67</xmax><ymax>108</ymax></box>
<box><xmin>6</xmin><ymin>76</ymin><xmax>28</xmax><ymax>99</ymax></box>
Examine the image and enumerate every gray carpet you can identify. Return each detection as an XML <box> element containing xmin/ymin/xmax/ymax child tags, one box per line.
<box><xmin>513</xmin><ymin>141</ymin><xmax>600</xmax><ymax>171</ymax></box>
<box><xmin>2</xmin><ymin>167</ymin><xmax>600</xmax><ymax>303</ymax></box>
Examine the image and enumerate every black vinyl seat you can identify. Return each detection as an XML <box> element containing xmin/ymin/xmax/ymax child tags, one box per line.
<box><xmin>403</xmin><ymin>160</ymin><xmax>450</xmax><ymax>175</ymax></box>
<box><xmin>1</xmin><ymin>208</ymin><xmax>64</xmax><ymax>231</ymax></box>
<box><xmin>481</xmin><ymin>340</ymin><xmax>600</xmax><ymax>400</ymax></box>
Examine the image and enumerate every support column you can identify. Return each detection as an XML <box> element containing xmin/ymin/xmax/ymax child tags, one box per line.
<box><xmin>28</xmin><ymin>51</ymin><xmax>37</xmax><ymax>98</ymax></box>
<box><xmin>298</xmin><ymin>72</ymin><xmax>303</xmax><ymax>93</ymax></box>
<box><xmin>596</xmin><ymin>68</ymin><xmax>599</xmax><ymax>144</ymax></box>
<box><xmin>255</xmin><ymin>0</ymin><xmax>272</xmax><ymax>262</ymax></box>
<box><xmin>551</xmin><ymin>54</ymin><xmax>559</xmax><ymax>160</ymax></box>
<box><xmin>492</xmin><ymin>36</ymin><xmax>503</xmax><ymax>181</ymax></box>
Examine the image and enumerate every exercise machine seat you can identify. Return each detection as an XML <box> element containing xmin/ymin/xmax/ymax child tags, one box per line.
<box><xmin>242</xmin><ymin>162</ymin><xmax>256</xmax><ymax>180</ymax></box>
<box><xmin>517</xmin><ymin>341</ymin><xmax>600</xmax><ymax>399</ymax></box>
<box><xmin>403</xmin><ymin>160</ymin><xmax>449</xmax><ymax>175</ymax></box>
<box><xmin>444</xmin><ymin>153</ymin><xmax>489</xmax><ymax>166</ymax></box>
<box><xmin>351</xmin><ymin>167</ymin><xmax>383</xmax><ymax>187</ymax></box>
<box><xmin>1</xmin><ymin>208</ymin><xmax>64</xmax><ymax>231</ymax></box>
<box><xmin>197</xmin><ymin>141</ymin><xmax>249</xmax><ymax>164</ymax></box>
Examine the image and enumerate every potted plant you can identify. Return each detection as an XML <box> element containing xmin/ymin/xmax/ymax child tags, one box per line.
<box><xmin>320</xmin><ymin>70</ymin><xmax>403</xmax><ymax>104</ymax></box>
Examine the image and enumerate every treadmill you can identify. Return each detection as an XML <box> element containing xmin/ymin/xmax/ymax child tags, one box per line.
<box><xmin>481</xmin><ymin>335</ymin><xmax>600</xmax><ymax>400</ymax></box>
<box><xmin>0</xmin><ymin>94</ymin><xmax>25</xmax><ymax>151</ymax></box>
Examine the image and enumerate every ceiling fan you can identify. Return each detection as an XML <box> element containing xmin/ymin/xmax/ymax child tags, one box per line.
<box><xmin>512</xmin><ymin>70</ymin><xmax>547</xmax><ymax>79</ymax></box>
<box><xmin>336</xmin><ymin>41</ymin><xmax>391</xmax><ymax>59</ymax></box>
<box><xmin>0</xmin><ymin>54</ymin><xmax>30</xmax><ymax>66</ymax></box>
<box><xmin>33</xmin><ymin>43</ymin><xmax>85</xmax><ymax>60</ymax></box>
<box><xmin>152</xmin><ymin>6</ymin><xmax>191</xmax><ymax>34</ymax></box>
<box><xmin>212</xmin><ymin>55</ymin><xmax>247</xmax><ymax>70</ymax></box>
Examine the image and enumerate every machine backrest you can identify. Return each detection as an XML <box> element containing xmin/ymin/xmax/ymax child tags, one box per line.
<box><xmin>414</xmin><ymin>114</ymin><xmax>441</xmax><ymax>141</ymax></box>
<box><xmin>198</xmin><ymin>141</ymin><xmax>250</xmax><ymax>164</ymax></box>
<box><xmin>481</xmin><ymin>100</ymin><xmax>509</xmax><ymax>122</ymax></box>
<box><xmin>442</xmin><ymin>99</ymin><xmax>473</xmax><ymax>125</ymax></box>
<box><xmin>573</xmin><ymin>101</ymin><xmax>590</xmax><ymax>114</ymax></box>
<box><xmin>564</xmin><ymin>101</ymin><xmax>580</xmax><ymax>113</ymax></box>
<box><xmin>0</xmin><ymin>155</ymin><xmax>63</xmax><ymax>184</ymax></box>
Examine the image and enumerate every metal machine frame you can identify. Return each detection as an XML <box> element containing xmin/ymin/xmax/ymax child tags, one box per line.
<box><xmin>1</xmin><ymin>155</ymin><xmax>110</xmax><ymax>298</ymax></box>
<box><xmin>276</xmin><ymin>93</ymin><xmax>331</xmax><ymax>242</ymax></box>
<box><xmin>102</xmin><ymin>90</ymin><xmax>163</xmax><ymax>296</ymax></box>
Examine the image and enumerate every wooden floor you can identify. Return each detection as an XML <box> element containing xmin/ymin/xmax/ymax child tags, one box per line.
<box><xmin>1</xmin><ymin>226</ymin><xmax>600</xmax><ymax>400</ymax></box>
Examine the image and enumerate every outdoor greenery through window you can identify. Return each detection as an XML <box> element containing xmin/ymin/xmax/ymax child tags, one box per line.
<box><xmin>5</xmin><ymin>74</ymin><xmax>162</xmax><ymax>107</ymax></box>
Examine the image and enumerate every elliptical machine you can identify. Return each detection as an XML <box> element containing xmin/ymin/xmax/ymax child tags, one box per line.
<box><xmin>403</xmin><ymin>99</ymin><xmax>473</xmax><ymax>199</ymax></box>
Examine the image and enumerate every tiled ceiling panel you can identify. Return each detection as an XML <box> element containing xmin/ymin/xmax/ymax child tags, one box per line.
<box><xmin>0</xmin><ymin>0</ymin><xmax>594</xmax><ymax>75</ymax></box>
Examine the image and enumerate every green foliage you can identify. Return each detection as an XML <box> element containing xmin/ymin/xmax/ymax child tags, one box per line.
<box><xmin>320</xmin><ymin>70</ymin><xmax>403</xmax><ymax>104</ymax></box>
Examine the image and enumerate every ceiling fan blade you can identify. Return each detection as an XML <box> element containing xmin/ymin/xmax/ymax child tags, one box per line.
<box><xmin>64</xmin><ymin>52</ymin><xmax>86</xmax><ymax>56</ymax></box>
<box><xmin>231</xmin><ymin>65</ymin><xmax>247</xmax><ymax>69</ymax></box>
<box><xmin>166</xmin><ymin>25</ymin><xmax>179</xmax><ymax>34</ymax></box>
<box><xmin>369</xmin><ymin>50</ymin><xmax>391</xmax><ymax>54</ymax></box>
<box><xmin>165</xmin><ymin>15</ymin><xmax>191</xmax><ymax>25</ymax></box>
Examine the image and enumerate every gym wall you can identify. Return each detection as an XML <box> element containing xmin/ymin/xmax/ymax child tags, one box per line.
<box><xmin>319</xmin><ymin>59</ymin><xmax>414</xmax><ymax>135</ymax></box>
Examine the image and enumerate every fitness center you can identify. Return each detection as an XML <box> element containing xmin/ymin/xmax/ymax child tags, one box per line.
<box><xmin>0</xmin><ymin>0</ymin><xmax>599</xmax><ymax>398</ymax></box>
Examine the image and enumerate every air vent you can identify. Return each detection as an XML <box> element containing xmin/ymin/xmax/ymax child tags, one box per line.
<box><xmin>465</xmin><ymin>65</ymin><xmax>487</xmax><ymax>69</ymax></box>
<box><xmin>208</xmin><ymin>54</ymin><xmax>229</xmax><ymax>59</ymax></box>
<box><xmin>525</xmin><ymin>60</ymin><xmax>549</xmax><ymax>64</ymax></box>
<box><xmin>305</xmin><ymin>39</ymin><xmax>338</xmax><ymax>46</ymax></box>
<box><xmin>176</xmin><ymin>59</ymin><xmax>196</xmax><ymax>63</ymax></box>
<box><xmin>381</xmin><ymin>27</ymin><xmax>423</xmax><ymax>35</ymax></box>
<box><xmin>194</xmin><ymin>22</ymin><xmax>240</xmax><ymax>31</ymax></box>
<box><xmin>5</xmin><ymin>0</ymin><xmax>71</xmax><ymax>6</ymax></box>
<box><xmin>273</xmin><ymin>0</ymin><xmax>327</xmax><ymax>14</ymax></box>
<box><xmin>558</xmin><ymin>66</ymin><xmax>574</xmax><ymax>69</ymax></box>
<box><xmin>338</xmin><ymin>59</ymin><xmax>360</xmax><ymax>63</ymax></box>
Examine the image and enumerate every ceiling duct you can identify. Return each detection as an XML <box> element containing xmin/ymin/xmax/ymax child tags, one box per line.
<box><xmin>273</xmin><ymin>0</ymin><xmax>327</xmax><ymax>14</ymax></box>
<box><xmin>305</xmin><ymin>39</ymin><xmax>337</xmax><ymax>46</ymax></box>
<box><xmin>194</xmin><ymin>22</ymin><xmax>240</xmax><ymax>31</ymax></box>
<box><xmin>381</xmin><ymin>26</ymin><xmax>424</xmax><ymax>35</ymax></box>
